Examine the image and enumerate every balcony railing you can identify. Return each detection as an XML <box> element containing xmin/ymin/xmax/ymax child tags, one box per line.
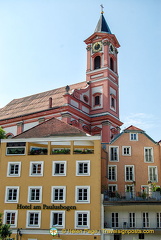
<box><xmin>104</xmin><ymin>191</ymin><xmax>161</xmax><ymax>202</ymax></box>
<box><xmin>104</xmin><ymin>217</ymin><xmax>161</xmax><ymax>229</ymax></box>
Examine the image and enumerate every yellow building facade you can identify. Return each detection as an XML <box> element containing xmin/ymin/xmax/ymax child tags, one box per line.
<box><xmin>0</xmin><ymin>135</ymin><xmax>102</xmax><ymax>240</ymax></box>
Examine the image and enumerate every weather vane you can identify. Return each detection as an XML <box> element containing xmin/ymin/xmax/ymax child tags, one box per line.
<box><xmin>100</xmin><ymin>4</ymin><xmax>104</xmax><ymax>14</ymax></box>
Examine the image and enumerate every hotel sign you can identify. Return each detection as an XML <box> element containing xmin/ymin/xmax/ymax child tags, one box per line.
<box><xmin>17</xmin><ymin>204</ymin><xmax>76</xmax><ymax>211</ymax></box>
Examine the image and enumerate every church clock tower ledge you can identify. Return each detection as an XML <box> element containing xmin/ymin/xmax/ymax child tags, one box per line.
<box><xmin>84</xmin><ymin>8</ymin><xmax>123</xmax><ymax>142</ymax></box>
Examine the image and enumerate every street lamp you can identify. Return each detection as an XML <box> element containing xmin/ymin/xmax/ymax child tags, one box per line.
<box><xmin>16</xmin><ymin>228</ymin><xmax>22</xmax><ymax>240</ymax></box>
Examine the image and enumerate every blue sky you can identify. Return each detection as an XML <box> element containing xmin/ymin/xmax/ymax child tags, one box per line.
<box><xmin>0</xmin><ymin>0</ymin><xmax>161</xmax><ymax>141</ymax></box>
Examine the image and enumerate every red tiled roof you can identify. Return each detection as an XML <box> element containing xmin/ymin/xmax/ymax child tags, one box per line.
<box><xmin>0</xmin><ymin>81</ymin><xmax>87</xmax><ymax>120</ymax></box>
<box><xmin>14</xmin><ymin>117</ymin><xmax>87</xmax><ymax>138</ymax></box>
<box><xmin>125</xmin><ymin>125</ymin><xmax>143</xmax><ymax>131</ymax></box>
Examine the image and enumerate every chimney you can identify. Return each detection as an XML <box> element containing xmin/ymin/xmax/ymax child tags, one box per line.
<box><xmin>49</xmin><ymin>97</ymin><xmax>52</xmax><ymax>108</ymax></box>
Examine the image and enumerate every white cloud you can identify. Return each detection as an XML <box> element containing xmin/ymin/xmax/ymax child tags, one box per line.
<box><xmin>121</xmin><ymin>112</ymin><xmax>159</xmax><ymax>132</ymax></box>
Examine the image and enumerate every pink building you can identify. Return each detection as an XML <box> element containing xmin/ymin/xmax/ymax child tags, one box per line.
<box><xmin>0</xmin><ymin>11</ymin><xmax>122</xmax><ymax>143</ymax></box>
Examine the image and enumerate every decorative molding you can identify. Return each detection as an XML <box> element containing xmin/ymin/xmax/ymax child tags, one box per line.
<box><xmin>86</xmin><ymin>46</ymin><xmax>91</xmax><ymax>51</ymax></box>
<box><xmin>103</xmin><ymin>41</ymin><xmax>110</xmax><ymax>46</ymax></box>
<box><xmin>61</xmin><ymin>113</ymin><xmax>72</xmax><ymax>118</ymax></box>
<box><xmin>102</xmin><ymin>121</ymin><xmax>111</xmax><ymax>126</ymax></box>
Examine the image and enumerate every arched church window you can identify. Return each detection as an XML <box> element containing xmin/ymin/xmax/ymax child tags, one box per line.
<box><xmin>94</xmin><ymin>56</ymin><xmax>101</xmax><ymax>69</ymax></box>
<box><xmin>95</xmin><ymin>95</ymin><xmax>100</xmax><ymax>105</ymax></box>
<box><xmin>110</xmin><ymin>57</ymin><xmax>114</xmax><ymax>71</ymax></box>
<box><xmin>93</xmin><ymin>92</ymin><xmax>102</xmax><ymax>107</ymax></box>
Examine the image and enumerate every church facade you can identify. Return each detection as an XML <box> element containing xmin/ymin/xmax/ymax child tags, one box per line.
<box><xmin>0</xmin><ymin>11</ymin><xmax>122</xmax><ymax>143</ymax></box>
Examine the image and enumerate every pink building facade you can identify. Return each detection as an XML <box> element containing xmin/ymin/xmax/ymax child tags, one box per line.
<box><xmin>0</xmin><ymin>12</ymin><xmax>122</xmax><ymax>143</ymax></box>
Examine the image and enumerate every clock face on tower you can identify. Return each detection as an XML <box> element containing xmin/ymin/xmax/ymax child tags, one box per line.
<box><xmin>92</xmin><ymin>42</ymin><xmax>102</xmax><ymax>53</ymax></box>
<box><xmin>109</xmin><ymin>43</ymin><xmax>115</xmax><ymax>54</ymax></box>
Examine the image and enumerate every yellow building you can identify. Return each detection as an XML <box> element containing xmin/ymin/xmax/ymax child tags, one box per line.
<box><xmin>0</xmin><ymin>118</ymin><xmax>102</xmax><ymax>240</ymax></box>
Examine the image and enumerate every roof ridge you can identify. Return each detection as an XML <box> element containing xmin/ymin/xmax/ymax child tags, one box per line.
<box><xmin>7</xmin><ymin>81</ymin><xmax>86</xmax><ymax>102</ymax></box>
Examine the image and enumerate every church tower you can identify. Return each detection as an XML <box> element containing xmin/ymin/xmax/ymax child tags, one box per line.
<box><xmin>84</xmin><ymin>8</ymin><xmax>123</xmax><ymax>142</ymax></box>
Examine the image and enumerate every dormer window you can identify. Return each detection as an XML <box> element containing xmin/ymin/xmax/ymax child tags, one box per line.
<box><xmin>130</xmin><ymin>133</ymin><xmax>138</xmax><ymax>141</ymax></box>
<box><xmin>94</xmin><ymin>56</ymin><xmax>101</xmax><ymax>69</ymax></box>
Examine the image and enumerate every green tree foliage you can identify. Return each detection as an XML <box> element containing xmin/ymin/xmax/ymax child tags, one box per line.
<box><xmin>0</xmin><ymin>213</ymin><xmax>12</xmax><ymax>240</ymax></box>
<box><xmin>0</xmin><ymin>127</ymin><xmax>6</xmax><ymax>139</ymax></box>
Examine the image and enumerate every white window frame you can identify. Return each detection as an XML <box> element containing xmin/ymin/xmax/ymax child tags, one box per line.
<box><xmin>6</xmin><ymin>146</ymin><xmax>26</xmax><ymax>155</ymax></box>
<box><xmin>122</xmin><ymin>146</ymin><xmax>131</xmax><ymax>156</ymax></box>
<box><xmin>112</xmin><ymin>212</ymin><xmax>119</xmax><ymax>228</ymax></box>
<box><xmin>52</xmin><ymin>161</ymin><xmax>67</xmax><ymax>176</ymax></box>
<box><xmin>28</xmin><ymin>186</ymin><xmax>42</xmax><ymax>203</ymax></box>
<box><xmin>5</xmin><ymin>186</ymin><xmax>19</xmax><ymax>203</ymax></box>
<box><xmin>157</xmin><ymin>212</ymin><xmax>161</xmax><ymax>228</ymax></box>
<box><xmin>129</xmin><ymin>212</ymin><xmax>135</xmax><ymax>228</ymax></box>
<box><xmin>29</xmin><ymin>161</ymin><xmax>44</xmax><ymax>176</ymax></box>
<box><xmin>76</xmin><ymin>160</ymin><xmax>90</xmax><ymax>176</ymax></box>
<box><xmin>125</xmin><ymin>165</ymin><xmax>135</xmax><ymax>181</ymax></box>
<box><xmin>75</xmin><ymin>186</ymin><xmax>90</xmax><ymax>203</ymax></box>
<box><xmin>3</xmin><ymin>210</ymin><xmax>18</xmax><ymax>228</ymax></box>
<box><xmin>50</xmin><ymin>211</ymin><xmax>65</xmax><ymax>228</ymax></box>
<box><xmin>108</xmin><ymin>165</ymin><xmax>117</xmax><ymax>181</ymax></box>
<box><xmin>130</xmin><ymin>133</ymin><xmax>138</xmax><ymax>141</ymax></box>
<box><xmin>7</xmin><ymin>162</ymin><xmax>21</xmax><ymax>177</ymax></box>
<box><xmin>51</xmin><ymin>186</ymin><xmax>66</xmax><ymax>203</ymax></box>
<box><xmin>108</xmin><ymin>184</ymin><xmax>117</xmax><ymax>192</ymax></box>
<box><xmin>75</xmin><ymin>211</ymin><xmax>90</xmax><ymax>229</ymax></box>
<box><xmin>142</xmin><ymin>212</ymin><xmax>149</xmax><ymax>228</ymax></box>
<box><xmin>109</xmin><ymin>146</ymin><xmax>119</xmax><ymax>162</ymax></box>
<box><xmin>26</xmin><ymin>210</ymin><xmax>41</xmax><ymax>228</ymax></box>
<box><xmin>144</xmin><ymin>147</ymin><xmax>154</xmax><ymax>163</ymax></box>
<box><xmin>148</xmin><ymin>166</ymin><xmax>158</xmax><ymax>182</ymax></box>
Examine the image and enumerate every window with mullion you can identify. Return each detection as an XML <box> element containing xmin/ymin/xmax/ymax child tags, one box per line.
<box><xmin>76</xmin><ymin>161</ymin><xmax>90</xmax><ymax>176</ymax></box>
<box><xmin>157</xmin><ymin>213</ymin><xmax>161</xmax><ymax>228</ymax></box>
<box><xmin>33</xmin><ymin>164</ymin><xmax>41</xmax><ymax>174</ymax></box>
<box><xmin>30</xmin><ymin>161</ymin><xmax>43</xmax><ymax>176</ymax></box>
<box><xmin>79</xmin><ymin>163</ymin><xmax>88</xmax><ymax>174</ymax></box>
<box><xmin>129</xmin><ymin>212</ymin><xmax>135</xmax><ymax>228</ymax></box>
<box><xmin>29</xmin><ymin>213</ymin><xmax>39</xmax><ymax>225</ymax></box>
<box><xmin>53</xmin><ymin>161</ymin><xmax>66</xmax><ymax>176</ymax></box>
<box><xmin>112</xmin><ymin>212</ymin><xmax>118</xmax><ymax>227</ymax></box>
<box><xmin>52</xmin><ymin>186</ymin><xmax>66</xmax><ymax>203</ymax></box>
<box><xmin>125</xmin><ymin>166</ymin><xmax>134</xmax><ymax>181</ymax></box>
<box><xmin>143</xmin><ymin>212</ymin><xmax>149</xmax><ymax>228</ymax></box>
<box><xmin>6</xmin><ymin>187</ymin><xmax>19</xmax><ymax>203</ymax></box>
<box><xmin>28</xmin><ymin>187</ymin><xmax>42</xmax><ymax>203</ymax></box>
<box><xmin>55</xmin><ymin>164</ymin><xmax>64</xmax><ymax>174</ymax></box>
<box><xmin>10</xmin><ymin>164</ymin><xmax>19</xmax><ymax>174</ymax></box>
<box><xmin>110</xmin><ymin>147</ymin><xmax>119</xmax><ymax>161</ymax></box>
<box><xmin>9</xmin><ymin>189</ymin><xmax>17</xmax><ymax>201</ymax></box>
<box><xmin>149</xmin><ymin>166</ymin><xmax>158</xmax><ymax>182</ymax></box>
<box><xmin>7</xmin><ymin>162</ymin><xmax>21</xmax><ymax>177</ymax></box>
<box><xmin>4</xmin><ymin>210</ymin><xmax>17</xmax><ymax>227</ymax></box>
<box><xmin>144</xmin><ymin>148</ymin><xmax>153</xmax><ymax>162</ymax></box>
<box><xmin>50</xmin><ymin>211</ymin><xmax>65</xmax><ymax>228</ymax></box>
<box><xmin>76</xmin><ymin>186</ymin><xmax>90</xmax><ymax>203</ymax></box>
<box><xmin>108</xmin><ymin>166</ymin><xmax>116</xmax><ymax>181</ymax></box>
<box><xmin>27</xmin><ymin>211</ymin><xmax>41</xmax><ymax>228</ymax></box>
<box><xmin>75</xmin><ymin>211</ymin><xmax>90</xmax><ymax>228</ymax></box>
<box><xmin>31</xmin><ymin>189</ymin><xmax>40</xmax><ymax>201</ymax></box>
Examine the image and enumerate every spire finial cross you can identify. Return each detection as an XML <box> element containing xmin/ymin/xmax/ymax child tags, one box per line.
<box><xmin>100</xmin><ymin>4</ymin><xmax>104</xmax><ymax>14</ymax></box>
